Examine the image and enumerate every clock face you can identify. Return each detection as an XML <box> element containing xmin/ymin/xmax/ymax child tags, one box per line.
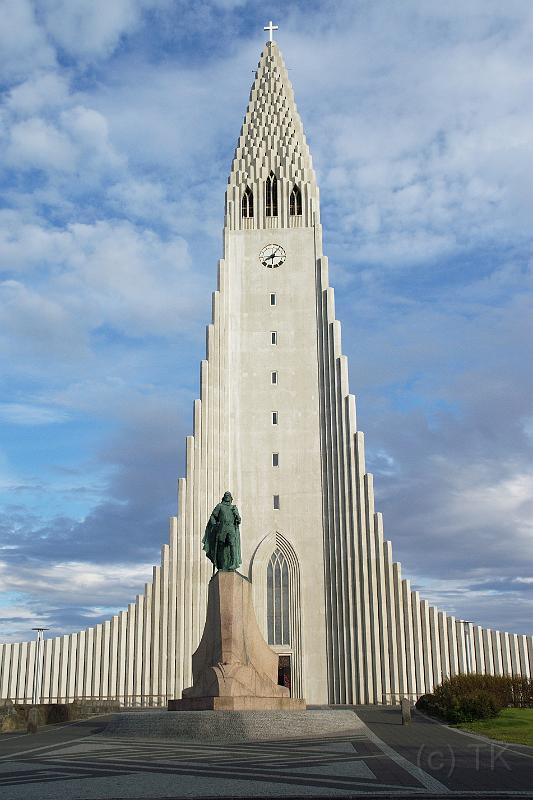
<box><xmin>259</xmin><ymin>243</ymin><xmax>286</xmax><ymax>268</ymax></box>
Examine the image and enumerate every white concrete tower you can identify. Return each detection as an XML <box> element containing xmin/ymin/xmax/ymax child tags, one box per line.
<box><xmin>223</xmin><ymin>38</ymin><xmax>328</xmax><ymax>702</ymax></box>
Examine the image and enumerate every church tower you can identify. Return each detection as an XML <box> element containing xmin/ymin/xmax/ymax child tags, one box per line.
<box><xmin>2</xmin><ymin>32</ymin><xmax>532</xmax><ymax>708</ymax></box>
<box><xmin>215</xmin><ymin>37</ymin><xmax>329</xmax><ymax>700</ymax></box>
<box><xmin>174</xmin><ymin>36</ymin><xmax>330</xmax><ymax>702</ymax></box>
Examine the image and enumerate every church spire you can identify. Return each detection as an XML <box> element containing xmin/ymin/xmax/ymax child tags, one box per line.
<box><xmin>226</xmin><ymin>41</ymin><xmax>318</xmax><ymax>230</ymax></box>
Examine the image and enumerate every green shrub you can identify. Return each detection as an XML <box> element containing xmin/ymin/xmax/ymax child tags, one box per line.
<box><xmin>0</xmin><ymin>701</ymin><xmax>121</xmax><ymax>731</ymax></box>
<box><xmin>508</xmin><ymin>676</ymin><xmax>533</xmax><ymax>707</ymax></box>
<box><xmin>45</xmin><ymin>704</ymin><xmax>71</xmax><ymax>724</ymax></box>
<box><xmin>415</xmin><ymin>674</ymin><xmax>523</xmax><ymax>722</ymax></box>
<box><xmin>416</xmin><ymin>673</ymin><xmax>533</xmax><ymax>721</ymax></box>
<box><xmin>415</xmin><ymin>694</ymin><xmax>434</xmax><ymax>713</ymax></box>
<box><xmin>445</xmin><ymin>690</ymin><xmax>502</xmax><ymax>723</ymax></box>
<box><xmin>0</xmin><ymin>712</ymin><xmax>17</xmax><ymax>732</ymax></box>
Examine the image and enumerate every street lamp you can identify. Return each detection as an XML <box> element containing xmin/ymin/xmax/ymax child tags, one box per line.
<box><xmin>31</xmin><ymin>628</ymin><xmax>49</xmax><ymax>705</ymax></box>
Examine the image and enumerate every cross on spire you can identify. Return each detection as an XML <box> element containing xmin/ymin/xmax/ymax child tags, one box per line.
<box><xmin>264</xmin><ymin>20</ymin><xmax>278</xmax><ymax>42</ymax></box>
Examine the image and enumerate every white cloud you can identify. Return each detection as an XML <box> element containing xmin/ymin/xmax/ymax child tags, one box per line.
<box><xmin>4</xmin><ymin>106</ymin><xmax>123</xmax><ymax>177</ymax></box>
<box><xmin>0</xmin><ymin>559</ymin><xmax>152</xmax><ymax>599</ymax></box>
<box><xmin>40</xmin><ymin>0</ymin><xmax>162</xmax><ymax>59</ymax></box>
<box><xmin>85</xmin><ymin>47</ymin><xmax>256</xmax><ymax>175</ymax></box>
<box><xmin>352</xmin><ymin>231</ymin><xmax>456</xmax><ymax>266</ymax></box>
<box><xmin>0</xmin><ymin>403</ymin><xmax>69</xmax><ymax>425</ymax></box>
<box><xmin>0</xmin><ymin>0</ymin><xmax>56</xmax><ymax>81</ymax></box>
<box><xmin>60</xmin><ymin>105</ymin><xmax>124</xmax><ymax>169</ymax></box>
<box><xmin>41</xmin><ymin>378</ymin><xmax>131</xmax><ymax>417</ymax></box>
<box><xmin>447</xmin><ymin>469</ymin><xmax>533</xmax><ymax>541</ymax></box>
<box><xmin>107</xmin><ymin>179</ymin><xmax>182</xmax><ymax>230</ymax></box>
<box><xmin>0</xmin><ymin>560</ymin><xmax>154</xmax><ymax>641</ymax></box>
<box><xmin>6</xmin><ymin>71</ymin><xmax>70</xmax><ymax>115</ymax></box>
<box><xmin>6</xmin><ymin>117</ymin><xmax>77</xmax><ymax>171</ymax></box>
<box><xmin>0</xmin><ymin>216</ymin><xmax>205</xmax><ymax>370</ymax></box>
<box><xmin>0</xmin><ymin>213</ymin><xmax>67</xmax><ymax>271</ymax></box>
<box><xmin>52</xmin><ymin>219</ymin><xmax>196</xmax><ymax>335</ymax></box>
<box><xmin>0</xmin><ymin>279</ymin><xmax>87</xmax><ymax>360</ymax></box>
<box><xmin>211</xmin><ymin>0</ymin><xmax>248</xmax><ymax>8</ymax></box>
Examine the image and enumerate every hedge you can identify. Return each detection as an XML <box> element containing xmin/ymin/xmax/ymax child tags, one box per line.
<box><xmin>415</xmin><ymin>674</ymin><xmax>533</xmax><ymax>724</ymax></box>
<box><xmin>0</xmin><ymin>700</ymin><xmax>120</xmax><ymax>732</ymax></box>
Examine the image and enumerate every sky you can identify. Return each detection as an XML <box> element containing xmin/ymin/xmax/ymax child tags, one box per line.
<box><xmin>0</xmin><ymin>0</ymin><xmax>532</xmax><ymax>644</ymax></box>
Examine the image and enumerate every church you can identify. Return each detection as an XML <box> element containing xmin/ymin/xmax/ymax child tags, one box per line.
<box><xmin>1</xmin><ymin>31</ymin><xmax>532</xmax><ymax>706</ymax></box>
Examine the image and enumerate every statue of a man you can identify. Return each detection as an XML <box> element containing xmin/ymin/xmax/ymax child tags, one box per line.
<box><xmin>202</xmin><ymin>491</ymin><xmax>242</xmax><ymax>573</ymax></box>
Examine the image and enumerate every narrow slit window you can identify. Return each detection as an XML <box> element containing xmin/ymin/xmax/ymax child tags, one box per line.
<box><xmin>271</xmin><ymin>371</ymin><xmax>278</xmax><ymax>385</ymax></box>
<box><xmin>289</xmin><ymin>184</ymin><xmax>302</xmax><ymax>216</ymax></box>
<box><xmin>271</xmin><ymin>331</ymin><xmax>277</xmax><ymax>345</ymax></box>
<box><xmin>272</xmin><ymin>411</ymin><xmax>278</xmax><ymax>425</ymax></box>
<box><xmin>273</xmin><ymin>494</ymin><xmax>280</xmax><ymax>510</ymax></box>
<box><xmin>272</xmin><ymin>453</ymin><xmax>279</xmax><ymax>467</ymax></box>
<box><xmin>270</xmin><ymin>293</ymin><xmax>276</xmax><ymax>306</ymax></box>
<box><xmin>265</xmin><ymin>171</ymin><xmax>278</xmax><ymax>217</ymax></box>
<box><xmin>241</xmin><ymin>186</ymin><xmax>254</xmax><ymax>218</ymax></box>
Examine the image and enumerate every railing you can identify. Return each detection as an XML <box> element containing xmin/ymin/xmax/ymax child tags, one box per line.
<box><xmin>381</xmin><ymin>692</ymin><xmax>420</xmax><ymax>705</ymax></box>
<box><xmin>0</xmin><ymin>694</ymin><xmax>173</xmax><ymax>707</ymax></box>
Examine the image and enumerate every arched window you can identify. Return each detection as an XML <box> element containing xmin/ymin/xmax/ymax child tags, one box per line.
<box><xmin>241</xmin><ymin>186</ymin><xmax>253</xmax><ymax>218</ymax></box>
<box><xmin>289</xmin><ymin>185</ymin><xmax>302</xmax><ymax>216</ymax></box>
<box><xmin>267</xmin><ymin>548</ymin><xmax>290</xmax><ymax>645</ymax></box>
<box><xmin>265</xmin><ymin>172</ymin><xmax>278</xmax><ymax>217</ymax></box>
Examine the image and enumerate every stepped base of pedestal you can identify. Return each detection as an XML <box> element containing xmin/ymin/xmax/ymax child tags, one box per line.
<box><xmin>168</xmin><ymin>696</ymin><xmax>306</xmax><ymax>711</ymax></box>
<box><xmin>105</xmin><ymin>709</ymin><xmax>361</xmax><ymax>742</ymax></box>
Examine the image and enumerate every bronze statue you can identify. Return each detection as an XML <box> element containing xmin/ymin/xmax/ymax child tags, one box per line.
<box><xmin>202</xmin><ymin>491</ymin><xmax>241</xmax><ymax>572</ymax></box>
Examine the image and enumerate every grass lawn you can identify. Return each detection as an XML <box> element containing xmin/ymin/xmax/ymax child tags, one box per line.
<box><xmin>457</xmin><ymin>708</ymin><xmax>533</xmax><ymax>747</ymax></box>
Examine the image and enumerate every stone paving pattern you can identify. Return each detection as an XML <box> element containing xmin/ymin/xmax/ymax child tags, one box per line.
<box><xmin>0</xmin><ymin>707</ymin><xmax>532</xmax><ymax>799</ymax></box>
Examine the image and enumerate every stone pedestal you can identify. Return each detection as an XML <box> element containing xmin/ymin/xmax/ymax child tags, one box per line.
<box><xmin>169</xmin><ymin>571</ymin><xmax>305</xmax><ymax>711</ymax></box>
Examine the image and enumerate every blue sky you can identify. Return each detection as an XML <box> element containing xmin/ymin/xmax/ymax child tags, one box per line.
<box><xmin>1</xmin><ymin>0</ymin><xmax>532</xmax><ymax>642</ymax></box>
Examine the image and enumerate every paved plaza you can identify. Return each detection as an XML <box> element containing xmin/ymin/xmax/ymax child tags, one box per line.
<box><xmin>0</xmin><ymin>707</ymin><xmax>532</xmax><ymax>799</ymax></box>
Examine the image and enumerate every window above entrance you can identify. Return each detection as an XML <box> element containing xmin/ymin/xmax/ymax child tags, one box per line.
<box><xmin>267</xmin><ymin>547</ymin><xmax>291</xmax><ymax>646</ymax></box>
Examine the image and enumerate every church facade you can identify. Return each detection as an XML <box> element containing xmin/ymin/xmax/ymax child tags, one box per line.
<box><xmin>1</xmin><ymin>39</ymin><xmax>532</xmax><ymax>706</ymax></box>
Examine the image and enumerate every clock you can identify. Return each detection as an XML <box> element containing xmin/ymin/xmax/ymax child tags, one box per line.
<box><xmin>259</xmin><ymin>243</ymin><xmax>286</xmax><ymax>268</ymax></box>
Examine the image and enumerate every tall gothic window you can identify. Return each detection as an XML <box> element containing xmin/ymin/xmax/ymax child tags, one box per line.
<box><xmin>267</xmin><ymin>548</ymin><xmax>290</xmax><ymax>645</ymax></box>
<box><xmin>289</xmin><ymin>185</ymin><xmax>302</xmax><ymax>216</ymax></box>
<box><xmin>241</xmin><ymin>186</ymin><xmax>254</xmax><ymax>218</ymax></box>
<box><xmin>265</xmin><ymin>172</ymin><xmax>278</xmax><ymax>217</ymax></box>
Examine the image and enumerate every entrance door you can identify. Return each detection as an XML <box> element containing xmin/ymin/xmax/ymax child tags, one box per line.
<box><xmin>277</xmin><ymin>655</ymin><xmax>291</xmax><ymax>696</ymax></box>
